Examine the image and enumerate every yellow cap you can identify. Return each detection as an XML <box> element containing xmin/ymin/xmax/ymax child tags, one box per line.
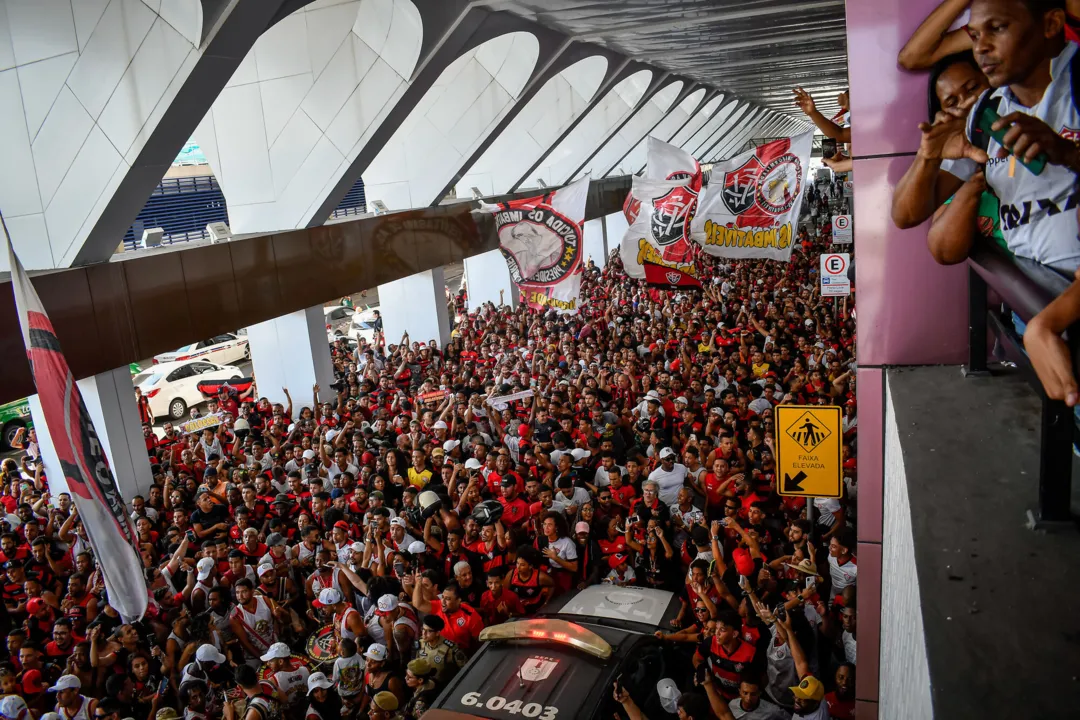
<box><xmin>789</xmin><ymin>676</ymin><xmax>825</xmax><ymax>701</ymax></box>
<box><xmin>373</xmin><ymin>691</ymin><xmax>400</xmax><ymax>711</ymax></box>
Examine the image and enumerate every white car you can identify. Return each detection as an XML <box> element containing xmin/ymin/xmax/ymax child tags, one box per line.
<box><xmin>347</xmin><ymin>308</ymin><xmax>380</xmax><ymax>345</ymax></box>
<box><xmin>134</xmin><ymin>360</ymin><xmax>244</xmax><ymax>420</ymax></box>
<box><xmin>153</xmin><ymin>332</ymin><xmax>249</xmax><ymax>366</ymax></box>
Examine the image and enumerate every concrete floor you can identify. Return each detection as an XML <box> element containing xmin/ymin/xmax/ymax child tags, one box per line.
<box><xmin>888</xmin><ymin>365</ymin><xmax>1080</xmax><ymax>718</ymax></box>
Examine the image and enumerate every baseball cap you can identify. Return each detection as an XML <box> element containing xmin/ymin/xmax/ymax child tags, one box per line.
<box><xmin>26</xmin><ymin>597</ymin><xmax>44</xmax><ymax>615</ymax></box>
<box><xmin>608</xmin><ymin>553</ymin><xmax>628</xmax><ymax>569</ymax></box>
<box><xmin>21</xmin><ymin>668</ymin><xmax>45</xmax><ymax>693</ymax></box>
<box><xmin>266</xmin><ymin>533</ymin><xmax>286</xmax><ymax>547</ymax></box>
<box><xmin>790</xmin><ymin>676</ymin><xmax>825</xmax><ymax>701</ymax></box>
<box><xmin>517</xmin><ymin>423</ymin><xmax>530</xmax><ymax>436</ymax></box>
<box><xmin>575</xmin><ymin>522</ymin><xmax>590</xmax><ymax>535</ymax></box>
<box><xmin>570</xmin><ymin>448</ymin><xmax>591</xmax><ymax>462</ymax></box>
<box><xmin>673</xmin><ymin>396</ymin><xmax>689</xmax><ymax>406</ymax></box>
<box><xmin>308</xmin><ymin>672</ymin><xmax>333</xmax><ymax>693</ymax></box>
<box><xmin>0</xmin><ymin>696</ymin><xmax>30</xmax><ymax>719</ymax></box>
<box><xmin>314</xmin><ymin>588</ymin><xmax>343</xmax><ymax>608</ymax></box>
<box><xmin>302</xmin><ymin>449</ymin><xmax>316</xmax><ymax>460</ymax></box>
<box><xmin>333</xmin><ymin>520</ymin><xmax>350</xmax><ymax>531</ymax></box>
<box><xmin>155</xmin><ymin>711</ymin><xmax>180</xmax><ymax>720</ymax></box>
<box><xmin>272</xmin><ymin>493</ymin><xmax>291</xmax><ymax>505</ymax></box>
<box><xmin>257</xmin><ymin>564</ymin><xmax>274</xmax><ymax>577</ymax></box>
<box><xmin>195</xmin><ymin>644</ymin><xmax>226</xmax><ymax>664</ymax></box>
<box><xmin>196</xmin><ymin>557</ymin><xmax>215</xmax><ymax>581</ymax></box>
<box><xmin>373</xmin><ymin>691</ymin><xmax>398</xmax><ymax>711</ymax></box>
<box><xmin>464</xmin><ymin>458</ymin><xmax>482</xmax><ymax>470</ymax></box>
<box><xmin>657</xmin><ymin>678</ymin><xmax>682</xmax><ymax>714</ymax></box>
<box><xmin>376</xmin><ymin>595</ymin><xmax>400</xmax><ymax>615</ymax></box>
<box><xmin>260</xmin><ymin>642</ymin><xmax>292</xmax><ymax>662</ymax></box>
<box><xmin>658</xmin><ymin>447</ymin><xmax>676</xmax><ymax>460</ymax></box>
<box><xmin>389</xmin><ymin>517</ymin><xmax>406</xmax><ymax>528</ymax></box>
<box><xmin>432</xmin><ymin>448</ymin><xmax>445</xmax><ymax>458</ymax></box>
<box><xmin>407</xmin><ymin>540</ymin><xmax>427</xmax><ymax>554</ymax></box>
<box><xmin>443</xmin><ymin>439</ymin><xmax>460</xmax><ymax>452</ymax></box>
<box><xmin>47</xmin><ymin>675</ymin><xmax>81</xmax><ymax>693</ymax></box>
<box><xmin>364</xmin><ymin>643</ymin><xmax>388</xmax><ymax>662</ymax></box>
<box><xmin>433</xmin><ymin>420</ymin><xmax>448</xmax><ymax>430</ymax></box>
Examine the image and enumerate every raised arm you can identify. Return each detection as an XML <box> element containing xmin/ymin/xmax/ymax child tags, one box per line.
<box><xmin>897</xmin><ymin>0</ymin><xmax>974</xmax><ymax>71</ymax></box>
<box><xmin>793</xmin><ymin>88</ymin><xmax>851</xmax><ymax>143</ymax></box>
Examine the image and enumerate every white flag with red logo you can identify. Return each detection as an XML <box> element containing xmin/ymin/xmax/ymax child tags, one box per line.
<box><xmin>481</xmin><ymin>175</ymin><xmax>589</xmax><ymax>315</ymax></box>
<box><xmin>623</xmin><ymin>137</ymin><xmax>701</xmax><ymax>225</ymax></box>
<box><xmin>691</xmin><ymin>131</ymin><xmax>813</xmax><ymax>261</ymax></box>
<box><xmin>1</xmin><ymin>216</ymin><xmax>147</xmax><ymax>622</ymax></box>
<box><xmin>619</xmin><ymin>175</ymin><xmax>701</xmax><ymax>281</ymax></box>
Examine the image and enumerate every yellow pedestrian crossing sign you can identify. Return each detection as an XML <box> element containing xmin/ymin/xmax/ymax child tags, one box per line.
<box><xmin>775</xmin><ymin>405</ymin><xmax>842</xmax><ymax>498</ymax></box>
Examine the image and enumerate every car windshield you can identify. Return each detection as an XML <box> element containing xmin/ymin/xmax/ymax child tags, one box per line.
<box><xmin>133</xmin><ymin>372</ymin><xmax>162</xmax><ymax>387</ymax></box>
<box><xmin>174</xmin><ymin>343</ymin><xmax>197</xmax><ymax>353</ymax></box>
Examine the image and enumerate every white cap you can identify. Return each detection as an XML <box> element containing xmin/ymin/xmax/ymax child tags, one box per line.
<box><xmin>389</xmin><ymin>517</ymin><xmax>407</xmax><ymax>528</ymax></box>
<box><xmin>674</xmin><ymin>396</ymin><xmax>689</xmax><ymax>405</ymax></box>
<box><xmin>657</xmin><ymin>678</ymin><xmax>682</xmax><ymax>714</ymax></box>
<box><xmin>302</xmin><ymin>449</ymin><xmax>316</xmax><ymax>460</ymax></box>
<box><xmin>659</xmin><ymin>447</ymin><xmax>676</xmax><ymax>460</ymax></box>
<box><xmin>257</xmin><ymin>563</ymin><xmax>274</xmax><ymax>577</ymax></box>
<box><xmin>349</xmin><ymin>541</ymin><xmax>365</xmax><ymax>554</ymax></box>
<box><xmin>196</xmin><ymin>557</ymin><xmax>215</xmax><ymax>581</ymax></box>
<box><xmin>443</xmin><ymin>439</ymin><xmax>460</xmax><ymax>452</ymax></box>
<box><xmin>317</xmin><ymin>588</ymin><xmax>343</xmax><ymax>606</ymax></box>
<box><xmin>377</xmin><ymin>594</ymin><xmax>399</xmax><ymax>614</ymax></box>
<box><xmin>364</xmin><ymin>643</ymin><xmax>388</xmax><ymax>661</ymax></box>
<box><xmin>260</xmin><ymin>641</ymin><xmax>292</xmax><ymax>662</ymax></box>
<box><xmin>433</xmin><ymin>420</ymin><xmax>448</xmax><ymax>430</ymax></box>
<box><xmin>243</xmin><ymin>527</ymin><xmax>259</xmax><ymax>537</ymax></box>
<box><xmin>47</xmin><ymin>674</ymin><xmax>81</xmax><ymax>692</ymax></box>
<box><xmin>308</xmin><ymin>672</ymin><xmax>333</xmax><ymax>693</ymax></box>
<box><xmin>195</xmin><ymin>644</ymin><xmax>226</xmax><ymax>664</ymax></box>
<box><xmin>407</xmin><ymin>540</ymin><xmax>426</xmax><ymax>554</ymax></box>
<box><xmin>646</xmin><ymin>390</ymin><xmax>659</xmax><ymax>399</ymax></box>
<box><xmin>464</xmin><ymin>458</ymin><xmax>482</xmax><ymax>470</ymax></box>
<box><xmin>1</xmin><ymin>695</ymin><xmax>30</xmax><ymax>716</ymax></box>
<box><xmin>570</xmin><ymin>448</ymin><xmax>591</xmax><ymax>462</ymax></box>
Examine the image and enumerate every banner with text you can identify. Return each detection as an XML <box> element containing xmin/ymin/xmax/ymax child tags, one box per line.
<box><xmin>482</xmin><ymin>175</ymin><xmax>589</xmax><ymax>315</ymax></box>
<box><xmin>691</xmin><ymin>131</ymin><xmax>813</xmax><ymax>262</ymax></box>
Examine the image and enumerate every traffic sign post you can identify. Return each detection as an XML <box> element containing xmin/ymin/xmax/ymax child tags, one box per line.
<box><xmin>775</xmin><ymin>405</ymin><xmax>843</xmax><ymax>498</ymax></box>
<box><xmin>820</xmin><ymin>252</ymin><xmax>850</xmax><ymax>297</ymax></box>
<box><xmin>832</xmin><ymin>214</ymin><xmax>852</xmax><ymax>245</ymax></box>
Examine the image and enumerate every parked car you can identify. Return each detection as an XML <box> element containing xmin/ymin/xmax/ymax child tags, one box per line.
<box><xmin>347</xmin><ymin>308</ymin><xmax>380</xmax><ymax>345</ymax></box>
<box><xmin>324</xmin><ymin>305</ymin><xmax>355</xmax><ymax>336</ymax></box>
<box><xmin>424</xmin><ymin>586</ymin><xmax>687</xmax><ymax>720</ymax></box>
<box><xmin>153</xmin><ymin>333</ymin><xmax>249</xmax><ymax>366</ymax></box>
<box><xmin>134</xmin><ymin>360</ymin><xmax>244</xmax><ymax>420</ymax></box>
<box><xmin>0</xmin><ymin>399</ymin><xmax>32</xmax><ymax>450</ymax></box>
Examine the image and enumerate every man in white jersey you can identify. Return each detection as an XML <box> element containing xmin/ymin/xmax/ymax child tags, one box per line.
<box><xmin>964</xmin><ymin>0</ymin><xmax>1080</xmax><ymax>272</ymax></box>
<box><xmin>47</xmin><ymin>674</ymin><xmax>97</xmax><ymax>720</ymax></box>
<box><xmin>260</xmin><ymin>642</ymin><xmax>310</xmax><ymax>706</ymax></box>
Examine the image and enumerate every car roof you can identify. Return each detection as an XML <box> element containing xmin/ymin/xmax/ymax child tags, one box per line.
<box><xmin>145</xmin><ymin>359</ymin><xmax>225</xmax><ymax>372</ymax></box>
<box><xmin>542</xmin><ymin>586</ymin><xmax>678</xmax><ymax>629</ymax></box>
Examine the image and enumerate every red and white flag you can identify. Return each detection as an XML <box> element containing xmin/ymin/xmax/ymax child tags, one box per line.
<box><xmin>2</xmin><ymin>215</ymin><xmax>147</xmax><ymax>621</ymax></box>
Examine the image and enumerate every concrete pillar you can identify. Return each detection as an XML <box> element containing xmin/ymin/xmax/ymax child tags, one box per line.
<box><xmin>464</xmin><ymin>251</ymin><xmax>518</xmax><ymax>312</ymax></box>
<box><xmin>30</xmin><ymin>366</ymin><xmax>152</xmax><ymax>501</ymax></box>
<box><xmin>246</xmin><ymin>306</ymin><xmax>336</xmax><ymax>408</ymax></box>
<box><xmin>378</xmin><ymin>268</ymin><xmax>451</xmax><ymax>348</ymax></box>
<box><xmin>583</xmin><ymin>217</ymin><xmax>607</xmax><ymax>269</ymax></box>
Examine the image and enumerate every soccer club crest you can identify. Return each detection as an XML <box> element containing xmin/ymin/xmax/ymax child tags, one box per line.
<box><xmin>721</xmin><ymin>155</ymin><xmax>762</xmax><ymax>216</ymax></box>
<box><xmin>666</xmin><ymin>271</ymin><xmax>682</xmax><ymax>285</ymax></box>
<box><xmin>650</xmin><ymin>184</ymin><xmax>698</xmax><ymax>247</ymax></box>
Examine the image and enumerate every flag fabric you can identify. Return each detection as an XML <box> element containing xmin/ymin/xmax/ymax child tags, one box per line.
<box><xmin>481</xmin><ymin>175</ymin><xmax>589</xmax><ymax>314</ymax></box>
<box><xmin>643</xmin><ymin>261</ymin><xmax>703</xmax><ymax>289</ymax></box>
<box><xmin>690</xmin><ymin>131</ymin><xmax>813</xmax><ymax>262</ymax></box>
<box><xmin>1</xmin><ymin>216</ymin><xmax>148</xmax><ymax>622</ymax></box>
<box><xmin>619</xmin><ymin>175</ymin><xmax>702</xmax><ymax>281</ymax></box>
<box><xmin>623</xmin><ymin>137</ymin><xmax>701</xmax><ymax>226</ymax></box>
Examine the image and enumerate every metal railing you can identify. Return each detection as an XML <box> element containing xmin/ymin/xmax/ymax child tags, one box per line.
<box><xmin>966</xmin><ymin>241</ymin><xmax>1078</xmax><ymax>528</ymax></box>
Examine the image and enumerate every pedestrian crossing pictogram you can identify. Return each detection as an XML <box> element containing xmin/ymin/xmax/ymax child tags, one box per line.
<box><xmin>785</xmin><ymin>410</ymin><xmax>832</xmax><ymax>453</ymax></box>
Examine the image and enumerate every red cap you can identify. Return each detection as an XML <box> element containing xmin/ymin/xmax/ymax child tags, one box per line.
<box><xmin>362</xmin><ymin>452</ymin><xmax>375</xmax><ymax>464</ymax></box>
<box><xmin>22</xmin><ymin>668</ymin><xmax>45</xmax><ymax>693</ymax></box>
<box><xmin>333</xmin><ymin>520</ymin><xmax>350</xmax><ymax>531</ymax></box>
<box><xmin>732</xmin><ymin>547</ymin><xmax>755</xmax><ymax>577</ymax></box>
<box><xmin>518</xmin><ymin>423</ymin><xmax>531</xmax><ymax>436</ymax></box>
<box><xmin>608</xmin><ymin>553</ymin><xmax>627</xmax><ymax>569</ymax></box>
<box><xmin>26</xmin><ymin>597</ymin><xmax>44</xmax><ymax>615</ymax></box>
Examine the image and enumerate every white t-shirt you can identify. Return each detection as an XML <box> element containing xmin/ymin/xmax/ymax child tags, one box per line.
<box><xmin>963</xmin><ymin>43</ymin><xmax>1080</xmax><ymax>273</ymax></box>
<box><xmin>814</xmin><ymin>497</ymin><xmax>841</xmax><ymax>527</ymax></box>
<box><xmin>828</xmin><ymin>554</ymin><xmax>858</xmax><ymax>593</ymax></box>
<box><xmin>544</xmin><ymin>536</ymin><xmax>578</xmax><ymax>570</ymax></box>
<box><xmin>649</xmin><ymin>463</ymin><xmax>689</xmax><ymax>505</ymax></box>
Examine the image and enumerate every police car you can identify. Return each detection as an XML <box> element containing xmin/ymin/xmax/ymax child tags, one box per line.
<box><xmin>422</xmin><ymin>586</ymin><xmax>688</xmax><ymax>720</ymax></box>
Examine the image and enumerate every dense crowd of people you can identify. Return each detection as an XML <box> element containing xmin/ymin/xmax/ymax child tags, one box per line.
<box><xmin>0</xmin><ymin>174</ymin><xmax>856</xmax><ymax>720</ymax></box>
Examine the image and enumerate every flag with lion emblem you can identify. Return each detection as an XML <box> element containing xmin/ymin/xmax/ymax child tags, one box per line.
<box><xmin>691</xmin><ymin>131</ymin><xmax>813</xmax><ymax>261</ymax></box>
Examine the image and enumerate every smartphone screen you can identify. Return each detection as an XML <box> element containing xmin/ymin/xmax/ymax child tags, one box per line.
<box><xmin>821</xmin><ymin>138</ymin><xmax>838</xmax><ymax>158</ymax></box>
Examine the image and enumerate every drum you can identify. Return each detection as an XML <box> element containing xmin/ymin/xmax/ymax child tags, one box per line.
<box><xmin>305</xmin><ymin>624</ymin><xmax>337</xmax><ymax>666</ymax></box>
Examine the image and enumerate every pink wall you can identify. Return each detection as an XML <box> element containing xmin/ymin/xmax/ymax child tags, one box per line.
<box><xmin>847</xmin><ymin>0</ymin><xmax>969</xmax><ymax>365</ymax></box>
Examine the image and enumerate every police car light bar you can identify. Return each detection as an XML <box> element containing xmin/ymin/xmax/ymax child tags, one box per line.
<box><xmin>479</xmin><ymin>619</ymin><xmax>612</xmax><ymax>659</ymax></box>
